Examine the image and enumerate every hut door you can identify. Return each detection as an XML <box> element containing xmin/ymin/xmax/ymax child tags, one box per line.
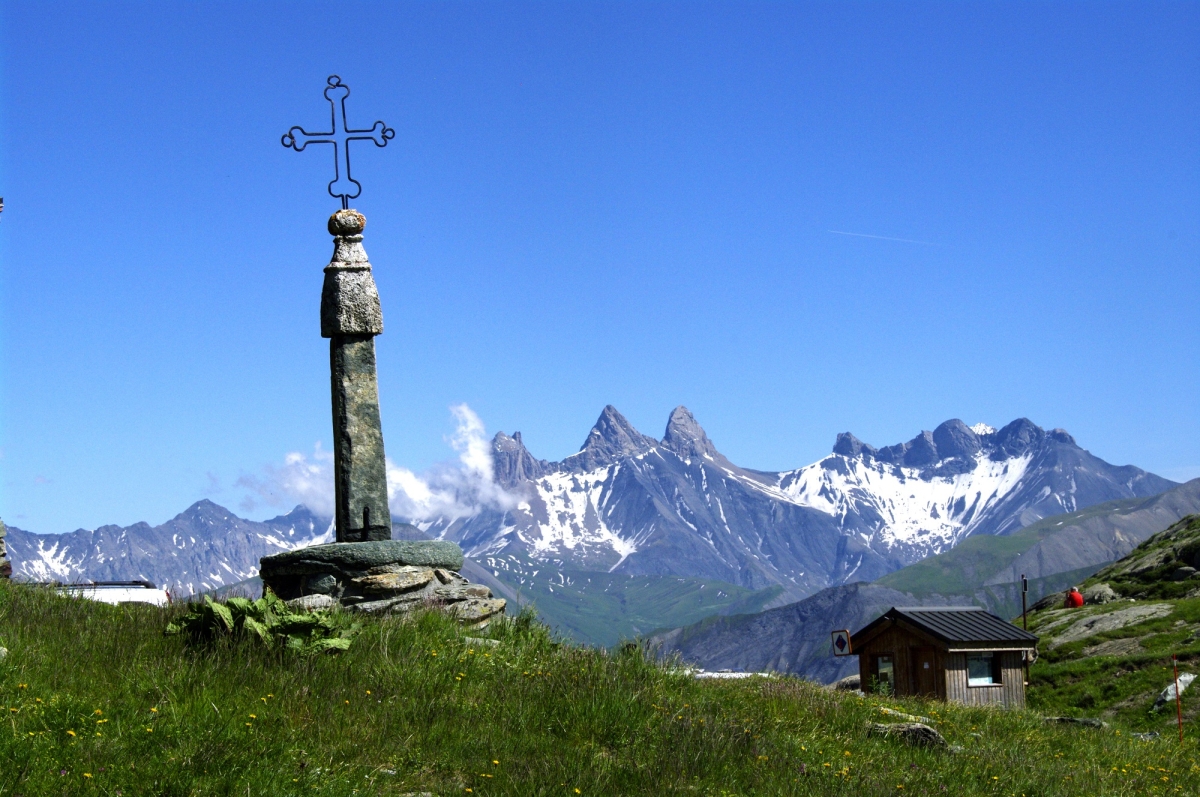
<box><xmin>912</xmin><ymin>647</ymin><xmax>937</xmax><ymax>696</ymax></box>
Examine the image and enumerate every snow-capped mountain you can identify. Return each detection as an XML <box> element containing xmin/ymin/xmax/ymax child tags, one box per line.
<box><xmin>419</xmin><ymin>407</ymin><xmax>1174</xmax><ymax>604</ymax></box>
<box><xmin>3</xmin><ymin>408</ymin><xmax>1174</xmax><ymax>616</ymax></box>
<box><xmin>4</xmin><ymin>501</ymin><xmax>331</xmax><ymax>594</ymax></box>
<box><xmin>776</xmin><ymin>418</ymin><xmax>1170</xmax><ymax>561</ymax></box>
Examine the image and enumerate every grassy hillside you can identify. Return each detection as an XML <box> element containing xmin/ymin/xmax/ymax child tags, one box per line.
<box><xmin>1023</xmin><ymin>516</ymin><xmax>1200</xmax><ymax>731</ymax></box>
<box><xmin>3</xmin><ymin>581</ymin><xmax>1197</xmax><ymax>795</ymax></box>
<box><xmin>876</xmin><ymin>496</ymin><xmax>1145</xmax><ymax>596</ymax></box>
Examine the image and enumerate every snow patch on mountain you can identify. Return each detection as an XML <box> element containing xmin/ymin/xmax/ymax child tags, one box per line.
<box><xmin>777</xmin><ymin>452</ymin><xmax>1033</xmax><ymax>555</ymax></box>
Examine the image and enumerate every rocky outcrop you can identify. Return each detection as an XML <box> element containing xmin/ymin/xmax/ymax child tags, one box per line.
<box><xmin>259</xmin><ymin>540</ymin><xmax>505</xmax><ymax>627</ymax></box>
<box><xmin>866</xmin><ymin>722</ymin><xmax>948</xmax><ymax>748</ymax></box>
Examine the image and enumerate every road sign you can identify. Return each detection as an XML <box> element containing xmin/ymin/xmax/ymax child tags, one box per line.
<box><xmin>831</xmin><ymin>629</ymin><xmax>852</xmax><ymax>656</ymax></box>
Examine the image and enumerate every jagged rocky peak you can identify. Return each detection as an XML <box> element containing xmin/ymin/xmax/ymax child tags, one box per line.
<box><xmin>661</xmin><ymin>406</ymin><xmax>720</xmax><ymax>461</ymax></box>
<box><xmin>567</xmin><ymin>405</ymin><xmax>658</xmax><ymax>472</ymax></box>
<box><xmin>831</xmin><ymin>418</ymin><xmax>1066</xmax><ymax>468</ymax></box>
<box><xmin>990</xmin><ymin>418</ymin><xmax>1044</xmax><ymax>459</ymax></box>
<box><xmin>833</xmin><ymin>432</ymin><xmax>877</xmax><ymax>459</ymax></box>
<box><xmin>262</xmin><ymin>504</ymin><xmax>324</xmax><ymax>531</ymax></box>
<box><xmin>932</xmin><ymin>419</ymin><xmax>982</xmax><ymax>461</ymax></box>
<box><xmin>177</xmin><ymin>499</ymin><xmax>237</xmax><ymax>524</ymax></box>
<box><xmin>492</xmin><ymin>430</ymin><xmax>548</xmax><ymax>487</ymax></box>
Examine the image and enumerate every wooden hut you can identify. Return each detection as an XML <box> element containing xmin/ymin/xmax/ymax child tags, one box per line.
<box><xmin>849</xmin><ymin>606</ymin><xmax>1038</xmax><ymax>708</ymax></box>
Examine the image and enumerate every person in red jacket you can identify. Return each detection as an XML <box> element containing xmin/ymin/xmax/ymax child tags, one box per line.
<box><xmin>1064</xmin><ymin>587</ymin><xmax>1085</xmax><ymax>608</ymax></box>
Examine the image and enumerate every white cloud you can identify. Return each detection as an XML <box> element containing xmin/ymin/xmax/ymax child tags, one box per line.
<box><xmin>387</xmin><ymin>403</ymin><xmax>518</xmax><ymax>522</ymax></box>
<box><xmin>237</xmin><ymin>445</ymin><xmax>336</xmax><ymax>518</ymax></box>
<box><xmin>239</xmin><ymin>404</ymin><xmax>516</xmax><ymax>523</ymax></box>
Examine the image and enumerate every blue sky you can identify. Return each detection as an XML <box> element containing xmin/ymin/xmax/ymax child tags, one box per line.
<box><xmin>1</xmin><ymin>1</ymin><xmax>1197</xmax><ymax>534</ymax></box>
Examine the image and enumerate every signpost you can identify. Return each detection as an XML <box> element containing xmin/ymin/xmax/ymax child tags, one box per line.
<box><xmin>831</xmin><ymin>629</ymin><xmax>852</xmax><ymax>656</ymax></box>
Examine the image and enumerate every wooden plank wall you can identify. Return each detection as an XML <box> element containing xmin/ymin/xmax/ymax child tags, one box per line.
<box><xmin>856</xmin><ymin>628</ymin><xmax>947</xmax><ymax>700</ymax></box>
<box><xmin>944</xmin><ymin>651</ymin><xmax>1026</xmax><ymax>708</ymax></box>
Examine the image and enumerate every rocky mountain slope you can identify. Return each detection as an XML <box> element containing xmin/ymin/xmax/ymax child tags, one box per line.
<box><xmin>3</xmin><ymin>501</ymin><xmax>332</xmax><ymax>594</ymax></box>
<box><xmin>878</xmin><ymin>478</ymin><xmax>1200</xmax><ymax>614</ymax></box>
<box><xmin>651</xmin><ymin>481</ymin><xmax>1200</xmax><ymax>682</ymax></box>
<box><xmin>650</xmin><ymin>582</ymin><xmax>973</xmax><ymax>683</ymax></box>
<box><xmin>420</xmin><ymin>406</ymin><xmax>1173</xmax><ymax>607</ymax></box>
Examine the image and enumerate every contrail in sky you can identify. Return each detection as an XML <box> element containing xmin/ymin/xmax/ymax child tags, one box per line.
<box><xmin>828</xmin><ymin>230</ymin><xmax>943</xmax><ymax>246</ymax></box>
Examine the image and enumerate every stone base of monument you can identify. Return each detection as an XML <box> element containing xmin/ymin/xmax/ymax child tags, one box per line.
<box><xmin>259</xmin><ymin>540</ymin><xmax>505</xmax><ymax>627</ymax></box>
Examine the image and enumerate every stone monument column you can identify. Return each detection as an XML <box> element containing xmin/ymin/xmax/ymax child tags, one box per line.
<box><xmin>322</xmin><ymin>209</ymin><xmax>392</xmax><ymax>542</ymax></box>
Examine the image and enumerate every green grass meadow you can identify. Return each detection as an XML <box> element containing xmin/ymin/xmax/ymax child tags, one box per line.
<box><xmin>2</xmin><ymin>579</ymin><xmax>1198</xmax><ymax>796</ymax></box>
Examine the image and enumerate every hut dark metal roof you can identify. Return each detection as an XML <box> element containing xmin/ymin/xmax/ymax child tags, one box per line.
<box><xmin>851</xmin><ymin>606</ymin><xmax>1039</xmax><ymax>647</ymax></box>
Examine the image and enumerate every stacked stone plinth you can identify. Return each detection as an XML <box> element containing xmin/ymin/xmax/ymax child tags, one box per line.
<box><xmin>0</xmin><ymin>519</ymin><xmax>10</xmax><ymax>579</ymax></box>
<box><xmin>259</xmin><ymin>540</ymin><xmax>506</xmax><ymax>627</ymax></box>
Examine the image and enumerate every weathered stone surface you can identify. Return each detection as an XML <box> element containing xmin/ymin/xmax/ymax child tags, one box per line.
<box><xmin>831</xmin><ymin>674</ymin><xmax>861</xmax><ymax>691</ymax></box>
<box><xmin>287</xmin><ymin>594</ymin><xmax>337</xmax><ymax>612</ymax></box>
<box><xmin>306</xmin><ymin>574</ymin><xmax>338</xmax><ymax>594</ymax></box>
<box><xmin>330</xmin><ymin>337</ymin><xmax>391</xmax><ymax>542</ymax></box>
<box><xmin>261</xmin><ymin>541</ymin><xmax>464</xmax><ymax>574</ymax></box>
<box><xmin>449</xmin><ymin>598</ymin><xmax>507</xmax><ymax>624</ymax></box>
<box><xmin>434</xmin><ymin>568</ymin><xmax>468</xmax><ymax>585</ymax></box>
<box><xmin>1081</xmin><ymin>637</ymin><xmax>1144</xmax><ymax>658</ymax></box>
<box><xmin>1172</xmin><ymin>566</ymin><xmax>1198</xmax><ymax>581</ymax></box>
<box><xmin>433</xmin><ymin>583</ymin><xmax>493</xmax><ymax>601</ymax></box>
<box><xmin>1047</xmin><ymin>603</ymin><xmax>1174</xmax><ymax>648</ymax></box>
<box><xmin>328</xmin><ymin>209</ymin><xmax>366</xmax><ymax>236</ymax></box>
<box><xmin>866</xmin><ymin>722</ymin><xmax>947</xmax><ymax>748</ymax></box>
<box><xmin>1082</xmin><ymin>583</ymin><xmax>1118</xmax><ymax>605</ymax></box>
<box><xmin>354</xmin><ymin>567</ymin><xmax>435</xmax><ymax>595</ymax></box>
<box><xmin>348</xmin><ymin>596</ymin><xmax>420</xmax><ymax>615</ymax></box>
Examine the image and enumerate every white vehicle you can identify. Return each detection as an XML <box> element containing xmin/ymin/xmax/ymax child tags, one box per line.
<box><xmin>59</xmin><ymin>580</ymin><xmax>171</xmax><ymax>607</ymax></box>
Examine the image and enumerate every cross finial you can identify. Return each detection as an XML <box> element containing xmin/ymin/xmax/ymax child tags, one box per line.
<box><xmin>282</xmin><ymin>76</ymin><xmax>395</xmax><ymax>209</ymax></box>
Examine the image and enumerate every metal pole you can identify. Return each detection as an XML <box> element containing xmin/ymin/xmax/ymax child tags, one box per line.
<box><xmin>1022</xmin><ymin>574</ymin><xmax>1030</xmax><ymax>686</ymax></box>
<box><xmin>1021</xmin><ymin>574</ymin><xmax>1028</xmax><ymax>630</ymax></box>
<box><xmin>1173</xmin><ymin>654</ymin><xmax>1184</xmax><ymax>743</ymax></box>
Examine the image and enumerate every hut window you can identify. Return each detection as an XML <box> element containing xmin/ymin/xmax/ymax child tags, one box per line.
<box><xmin>874</xmin><ymin>655</ymin><xmax>895</xmax><ymax>693</ymax></box>
<box><xmin>967</xmin><ymin>653</ymin><xmax>1001</xmax><ymax>686</ymax></box>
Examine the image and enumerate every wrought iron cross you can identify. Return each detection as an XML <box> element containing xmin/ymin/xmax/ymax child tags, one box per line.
<box><xmin>282</xmin><ymin>75</ymin><xmax>395</xmax><ymax>209</ymax></box>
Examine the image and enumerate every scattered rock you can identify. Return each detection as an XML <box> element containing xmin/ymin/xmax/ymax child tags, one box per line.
<box><xmin>1152</xmin><ymin>672</ymin><xmax>1196</xmax><ymax>711</ymax></box>
<box><xmin>1047</xmin><ymin>604</ymin><xmax>1174</xmax><ymax>648</ymax></box>
<box><xmin>879</xmin><ymin>707</ymin><xmax>934</xmax><ymax>724</ymax></box>
<box><xmin>1082</xmin><ymin>583</ymin><xmax>1118</xmax><ymax>605</ymax></box>
<box><xmin>449</xmin><ymin>598</ymin><xmax>507</xmax><ymax>624</ymax></box>
<box><xmin>463</xmin><ymin>636</ymin><xmax>500</xmax><ymax>648</ymax></box>
<box><xmin>866</xmin><ymin>722</ymin><xmax>948</xmax><ymax>748</ymax></box>
<box><xmin>1080</xmin><ymin>637</ymin><xmax>1144</xmax><ymax>658</ymax></box>
<box><xmin>1043</xmin><ymin>716</ymin><xmax>1108</xmax><ymax>728</ymax></box>
<box><xmin>285</xmin><ymin>594</ymin><xmax>337</xmax><ymax>612</ymax></box>
<box><xmin>1132</xmin><ymin>731</ymin><xmax>1160</xmax><ymax>741</ymax></box>
<box><xmin>434</xmin><ymin>583</ymin><xmax>493</xmax><ymax>601</ymax></box>
<box><xmin>0</xmin><ymin>646</ymin><xmax>7</xmax><ymax>660</ymax></box>
<box><xmin>832</xmin><ymin>674</ymin><xmax>861</xmax><ymax>691</ymax></box>
<box><xmin>1172</xmin><ymin>566</ymin><xmax>1198</xmax><ymax>581</ymax></box>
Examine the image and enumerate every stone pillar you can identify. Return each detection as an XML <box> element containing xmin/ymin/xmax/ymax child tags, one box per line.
<box><xmin>0</xmin><ymin>518</ymin><xmax>10</xmax><ymax>579</ymax></box>
<box><xmin>322</xmin><ymin>210</ymin><xmax>392</xmax><ymax>542</ymax></box>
